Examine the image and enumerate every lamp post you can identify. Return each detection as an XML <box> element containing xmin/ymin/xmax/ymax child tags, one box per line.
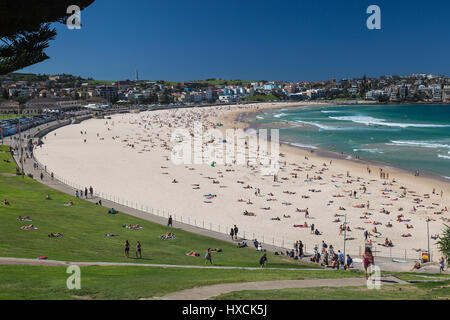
<box><xmin>343</xmin><ymin>213</ymin><xmax>347</xmax><ymax>270</ymax></box>
<box><xmin>426</xmin><ymin>218</ymin><xmax>431</xmax><ymax>262</ymax></box>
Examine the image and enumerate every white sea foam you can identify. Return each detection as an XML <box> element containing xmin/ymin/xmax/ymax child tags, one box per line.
<box><xmin>329</xmin><ymin>115</ymin><xmax>450</xmax><ymax>128</ymax></box>
<box><xmin>321</xmin><ymin>110</ymin><xmax>339</xmax><ymax>114</ymax></box>
<box><xmin>353</xmin><ymin>148</ymin><xmax>384</xmax><ymax>154</ymax></box>
<box><xmin>256</xmin><ymin>115</ymin><xmax>265</xmax><ymax>120</ymax></box>
<box><xmin>438</xmin><ymin>154</ymin><xmax>450</xmax><ymax>160</ymax></box>
<box><xmin>387</xmin><ymin>140</ymin><xmax>450</xmax><ymax>149</ymax></box>
<box><xmin>273</xmin><ymin>113</ymin><xmax>287</xmax><ymax>118</ymax></box>
<box><xmin>288</xmin><ymin>142</ymin><xmax>318</xmax><ymax>149</ymax></box>
<box><xmin>295</xmin><ymin>120</ymin><xmax>338</xmax><ymax>130</ymax></box>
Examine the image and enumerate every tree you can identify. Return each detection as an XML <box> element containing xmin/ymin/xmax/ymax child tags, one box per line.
<box><xmin>0</xmin><ymin>1</ymin><xmax>95</xmax><ymax>75</ymax></box>
<box><xmin>438</xmin><ymin>224</ymin><xmax>450</xmax><ymax>265</ymax></box>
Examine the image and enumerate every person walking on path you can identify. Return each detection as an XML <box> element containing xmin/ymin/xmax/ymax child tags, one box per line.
<box><xmin>75</xmin><ymin>190</ymin><xmax>79</xmax><ymax>198</ymax></box>
<box><xmin>229</xmin><ymin>228</ymin><xmax>234</xmax><ymax>240</ymax></box>
<box><xmin>89</xmin><ymin>186</ymin><xmax>93</xmax><ymax>198</ymax></box>
<box><xmin>124</xmin><ymin>240</ymin><xmax>130</xmax><ymax>258</ymax></box>
<box><xmin>84</xmin><ymin>187</ymin><xmax>88</xmax><ymax>199</ymax></box>
<box><xmin>362</xmin><ymin>247</ymin><xmax>374</xmax><ymax>280</ymax></box>
<box><xmin>299</xmin><ymin>241</ymin><xmax>304</xmax><ymax>258</ymax></box>
<box><xmin>167</xmin><ymin>215</ymin><xmax>173</xmax><ymax>227</ymax></box>
<box><xmin>233</xmin><ymin>225</ymin><xmax>238</xmax><ymax>240</ymax></box>
<box><xmin>136</xmin><ymin>241</ymin><xmax>142</xmax><ymax>259</ymax></box>
<box><xmin>205</xmin><ymin>248</ymin><xmax>213</xmax><ymax>265</ymax></box>
<box><xmin>40</xmin><ymin>172</ymin><xmax>43</xmax><ymax>181</ymax></box>
<box><xmin>260</xmin><ymin>254</ymin><xmax>267</xmax><ymax>268</ymax></box>
<box><xmin>439</xmin><ymin>257</ymin><xmax>445</xmax><ymax>273</ymax></box>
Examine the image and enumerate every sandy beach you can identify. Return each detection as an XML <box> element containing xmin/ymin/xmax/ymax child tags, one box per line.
<box><xmin>33</xmin><ymin>102</ymin><xmax>450</xmax><ymax>259</ymax></box>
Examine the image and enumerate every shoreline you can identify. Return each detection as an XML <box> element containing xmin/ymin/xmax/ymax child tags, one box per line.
<box><xmin>230</xmin><ymin>104</ymin><xmax>450</xmax><ymax>186</ymax></box>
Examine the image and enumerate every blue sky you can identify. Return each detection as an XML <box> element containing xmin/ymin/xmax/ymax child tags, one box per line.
<box><xmin>20</xmin><ymin>0</ymin><xmax>450</xmax><ymax>82</ymax></box>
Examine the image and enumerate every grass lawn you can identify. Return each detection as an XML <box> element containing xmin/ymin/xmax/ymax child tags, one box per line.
<box><xmin>0</xmin><ymin>145</ymin><xmax>314</xmax><ymax>268</ymax></box>
<box><xmin>0</xmin><ymin>264</ymin><xmax>364</xmax><ymax>300</ymax></box>
<box><xmin>212</xmin><ymin>280</ymin><xmax>450</xmax><ymax>300</ymax></box>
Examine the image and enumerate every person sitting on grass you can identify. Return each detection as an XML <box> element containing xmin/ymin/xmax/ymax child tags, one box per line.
<box><xmin>45</xmin><ymin>195</ymin><xmax>52</xmax><ymax>200</ymax></box>
<box><xmin>237</xmin><ymin>241</ymin><xmax>247</xmax><ymax>248</ymax></box>
<box><xmin>108</xmin><ymin>208</ymin><xmax>118</xmax><ymax>214</ymax></box>
<box><xmin>105</xmin><ymin>233</ymin><xmax>119</xmax><ymax>237</ymax></box>
<box><xmin>64</xmin><ymin>200</ymin><xmax>74</xmax><ymax>207</ymax></box>
<box><xmin>2</xmin><ymin>199</ymin><xmax>10</xmax><ymax>205</ymax></box>
<box><xmin>17</xmin><ymin>216</ymin><xmax>32</xmax><ymax>221</ymax></box>
<box><xmin>161</xmin><ymin>232</ymin><xmax>176</xmax><ymax>239</ymax></box>
<box><xmin>48</xmin><ymin>233</ymin><xmax>63</xmax><ymax>238</ymax></box>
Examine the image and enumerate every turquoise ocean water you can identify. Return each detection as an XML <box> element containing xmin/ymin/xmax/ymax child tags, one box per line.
<box><xmin>247</xmin><ymin>104</ymin><xmax>450</xmax><ymax>179</ymax></box>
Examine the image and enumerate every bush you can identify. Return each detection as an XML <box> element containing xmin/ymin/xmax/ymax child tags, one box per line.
<box><xmin>437</xmin><ymin>224</ymin><xmax>450</xmax><ymax>264</ymax></box>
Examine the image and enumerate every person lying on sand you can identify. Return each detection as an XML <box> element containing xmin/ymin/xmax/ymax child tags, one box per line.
<box><xmin>172</xmin><ymin>179</ymin><xmax>178</xmax><ymax>183</ymax></box>
<box><xmin>243</xmin><ymin>210</ymin><xmax>256</xmax><ymax>216</ymax></box>
<box><xmin>283</xmin><ymin>215</ymin><xmax>291</xmax><ymax>218</ymax></box>
<box><xmin>294</xmin><ymin>224</ymin><xmax>306</xmax><ymax>228</ymax></box>
<box><xmin>270</xmin><ymin>217</ymin><xmax>281</xmax><ymax>221</ymax></box>
<box><xmin>402</xmin><ymin>233</ymin><xmax>412</xmax><ymax>238</ymax></box>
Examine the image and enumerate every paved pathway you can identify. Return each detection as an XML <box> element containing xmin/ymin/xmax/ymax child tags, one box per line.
<box><xmin>158</xmin><ymin>276</ymin><xmax>407</xmax><ymax>300</ymax></box>
<box><xmin>0</xmin><ymin>257</ymin><xmax>319</xmax><ymax>271</ymax></box>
